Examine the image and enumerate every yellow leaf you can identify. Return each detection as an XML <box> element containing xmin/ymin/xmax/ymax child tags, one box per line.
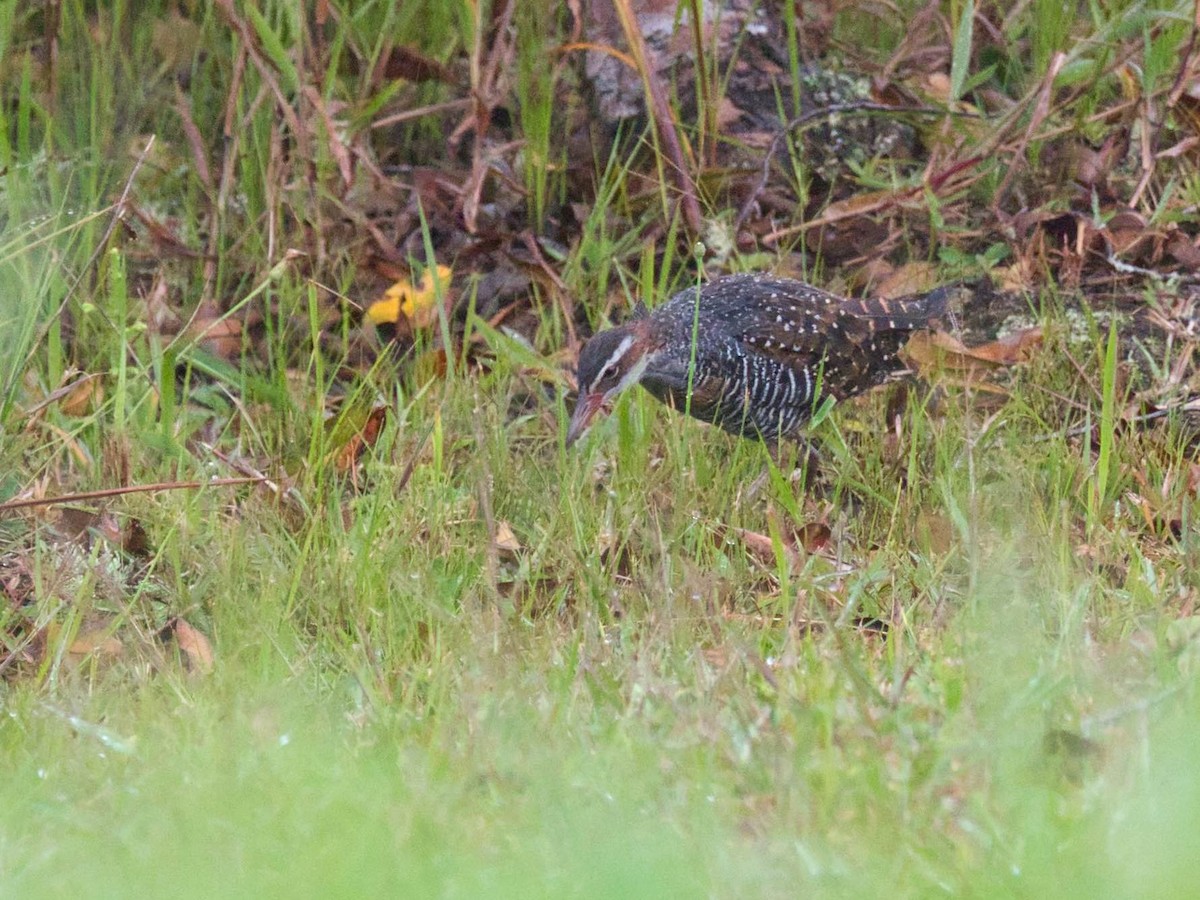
<box><xmin>366</xmin><ymin>264</ymin><xmax>452</xmax><ymax>329</ymax></box>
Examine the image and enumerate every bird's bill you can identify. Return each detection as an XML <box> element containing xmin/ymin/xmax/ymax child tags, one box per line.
<box><xmin>566</xmin><ymin>392</ymin><xmax>608</xmax><ymax>446</ymax></box>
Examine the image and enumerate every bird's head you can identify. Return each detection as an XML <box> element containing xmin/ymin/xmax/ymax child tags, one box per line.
<box><xmin>566</xmin><ymin>321</ymin><xmax>656</xmax><ymax>446</ymax></box>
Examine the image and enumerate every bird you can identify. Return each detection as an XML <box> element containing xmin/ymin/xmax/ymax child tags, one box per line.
<box><xmin>567</xmin><ymin>272</ymin><xmax>952</xmax><ymax>446</ymax></box>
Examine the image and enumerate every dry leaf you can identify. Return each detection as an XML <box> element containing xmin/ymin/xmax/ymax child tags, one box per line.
<box><xmin>47</xmin><ymin>621</ymin><xmax>123</xmax><ymax>660</ymax></box>
<box><xmin>795</xmin><ymin>522</ymin><xmax>831</xmax><ymax>553</ymax></box>
<box><xmin>329</xmin><ymin>404</ymin><xmax>389</xmax><ymax>473</ymax></box>
<box><xmin>1166</xmin><ymin>230</ymin><xmax>1200</xmax><ymax>268</ymax></box>
<box><xmin>375</xmin><ymin>44</ymin><xmax>458</xmax><ymax>84</ymax></box>
<box><xmin>59</xmin><ymin>375</ymin><xmax>105</xmax><ymax>417</ymax></box>
<box><xmin>1104</xmin><ymin>209</ymin><xmax>1154</xmax><ymax>258</ymax></box>
<box><xmin>170</xmin><ymin>618</ymin><xmax>215</xmax><ymax>675</ymax></box>
<box><xmin>70</xmin><ymin>630</ymin><xmax>124</xmax><ymax>657</ymax></box>
<box><xmin>905</xmin><ymin>327</ymin><xmax>1042</xmax><ymax>374</ymax></box>
<box><xmin>21</xmin><ymin>370</ymin><xmax>105</xmax><ymax>419</ymax></box>
<box><xmin>183</xmin><ymin>300</ymin><xmax>242</xmax><ymax>360</ymax></box>
<box><xmin>408</xmin><ymin>347</ymin><xmax>451</xmax><ymax>382</ymax></box>
<box><xmin>493</xmin><ymin>520</ymin><xmax>521</xmax><ymax>553</ymax></box>
<box><xmin>730</xmin><ymin>526</ymin><xmax>793</xmax><ymax>568</ymax></box>
<box><xmin>922</xmin><ymin>72</ymin><xmax>952</xmax><ymax>104</ymax></box>
<box><xmin>596</xmin><ymin>526</ymin><xmax>617</xmax><ymax>558</ymax></box>
<box><xmin>875</xmin><ymin>261</ymin><xmax>940</xmax><ymax>299</ymax></box>
<box><xmin>993</xmin><ymin>259</ymin><xmax>1037</xmax><ymax>294</ymax></box>
<box><xmin>916</xmin><ymin>508</ymin><xmax>954</xmax><ymax>554</ymax></box>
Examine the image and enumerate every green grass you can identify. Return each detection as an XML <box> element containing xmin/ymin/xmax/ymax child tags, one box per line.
<box><xmin>3</xmin><ymin>362</ymin><xmax>1198</xmax><ymax>896</ymax></box>
<box><xmin>2</xmin><ymin>0</ymin><xmax>1200</xmax><ymax>896</ymax></box>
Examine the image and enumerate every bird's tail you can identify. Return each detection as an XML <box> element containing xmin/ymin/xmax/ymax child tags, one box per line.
<box><xmin>840</xmin><ymin>284</ymin><xmax>964</xmax><ymax>331</ymax></box>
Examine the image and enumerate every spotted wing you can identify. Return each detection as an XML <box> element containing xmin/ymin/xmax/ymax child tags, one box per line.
<box><xmin>731</xmin><ymin>286</ymin><xmax>942</xmax><ymax>404</ymax></box>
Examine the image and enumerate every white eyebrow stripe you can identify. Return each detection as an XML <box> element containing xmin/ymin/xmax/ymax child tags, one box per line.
<box><xmin>598</xmin><ymin>335</ymin><xmax>635</xmax><ymax>380</ymax></box>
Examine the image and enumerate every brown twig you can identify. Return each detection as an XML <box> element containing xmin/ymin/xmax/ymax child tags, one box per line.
<box><xmin>20</xmin><ymin>372</ymin><xmax>105</xmax><ymax>417</ymax></box>
<box><xmin>991</xmin><ymin>52</ymin><xmax>1065</xmax><ymax>213</ymax></box>
<box><xmin>760</xmin><ymin>151</ymin><xmax>986</xmax><ymax>246</ymax></box>
<box><xmin>204</xmin><ymin>45</ymin><xmax>253</xmax><ymax>304</ymax></box>
<box><xmin>449</xmin><ymin>0</ymin><xmax>518</xmax><ymax>234</ymax></box>
<box><xmin>734</xmin><ymin>102</ymin><xmax>968</xmax><ymax>233</ymax></box>
<box><xmin>518</xmin><ymin>231</ymin><xmax>577</xmax><ymax>346</ymax></box>
<box><xmin>1130</xmin><ymin>16</ymin><xmax>1200</xmax><ymax>209</ymax></box>
<box><xmin>371</xmin><ymin>99</ymin><xmax>471</xmax><ymax>130</ymax></box>
<box><xmin>174</xmin><ymin>84</ymin><xmax>213</xmax><ymax>196</ymax></box>
<box><xmin>0</xmin><ymin>477</ymin><xmax>267</xmax><ymax>514</ymax></box>
<box><xmin>214</xmin><ymin>0</ymin><xmax>324</xmax><ymax>263</ymax></box>
<box><xmin>611</xmin><ymin>0</ymin><xmax>702</xmax><ymax>235</ymax></box>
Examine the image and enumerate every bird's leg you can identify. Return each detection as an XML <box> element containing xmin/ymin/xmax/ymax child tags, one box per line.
<box><xmin>742</xmin><ymin>435</ymin><xmax>822</xmax><ymax>503</ymax></box>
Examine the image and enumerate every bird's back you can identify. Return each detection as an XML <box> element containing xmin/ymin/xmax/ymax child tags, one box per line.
<box><xmin>642</xmin><ymin>273</ymin><xmax>947</xmax><ymax>439</ymax></box>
